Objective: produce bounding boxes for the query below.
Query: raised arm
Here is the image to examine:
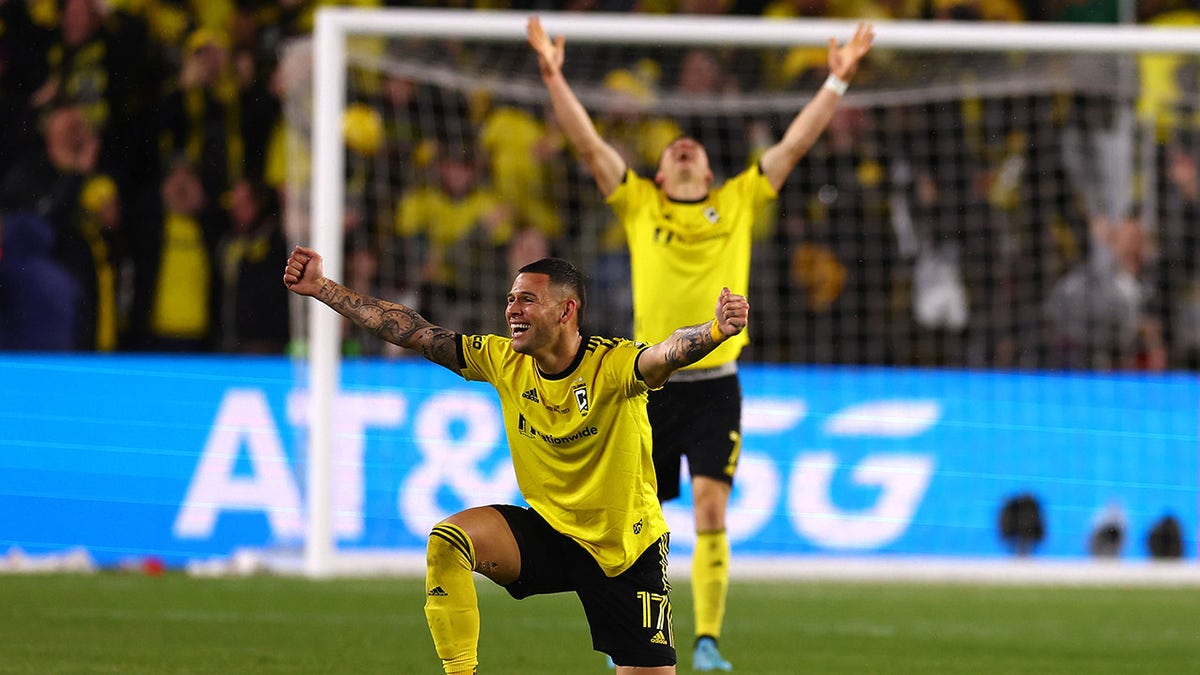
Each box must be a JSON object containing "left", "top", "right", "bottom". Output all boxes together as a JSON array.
[
  {"left": 528, "top": 15, "right": 627, "bottom": 198},
  {"left": 759, "top": 22, "right": 875, "bottom": 192},
  {"left": 283, "top": 245, "right": 460, "bottom": 371},
  {"left": 637, "top": 288, "right": 749, "bottom": 389}
]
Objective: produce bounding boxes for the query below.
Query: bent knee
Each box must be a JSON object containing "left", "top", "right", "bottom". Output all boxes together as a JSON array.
[{"left": 427, "top": 522, "right": 476, "bottom": 571}]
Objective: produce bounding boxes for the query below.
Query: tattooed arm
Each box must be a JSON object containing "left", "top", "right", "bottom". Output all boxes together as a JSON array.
[
  {"left": 283, "top": 245, "right": 461, "bottom": 371},
  {"left": 637, "top": 287, "right": 749, "bottom": 389}
]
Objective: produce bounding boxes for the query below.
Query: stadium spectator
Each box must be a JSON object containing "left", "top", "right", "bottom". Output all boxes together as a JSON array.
[
  {"left": 283, "top": 246, "right": 750, "bottom": 674},
  {"left": 232, "top": 42, "right": 283, "bottom": 190},
  {"left": 1156, "top": 138, "right": 1200, "bottom": 368},
  {"left": 341, "top": 101, "right": 386, "bottom": 255},
  {"left": 884, "top": 133, "right": 975, "bottom": 367},
  {"left": 506, "top": 224, "right": 554, "bottom": 278},
  {"left": 0, "top": 104, "right": 113, "bottom": 350},
  {"left": 393, "top": 140, "right": 515, "bottom": 336},
  {"left": 528, "top": 16, "right": 873, "bottom": 672},
  {"left": 216, "top": 179, "right": 290, "bottom": 353},
  {"left": 156, "top": 28, "right": 248, "bottom": 202},
  {"left": 596, "top": 61, "right": 683, "bottom": 174},
  {"left": 75, "top": 173, "right": 131, "bottom": 351},
  {"left": 476, "top": 95, "right": 564, "bottom": 240},
  {"left": 1043, "top": 209, "right": 1166, "bottom": 370},
  {"left": 0, "top": 104, "right": 99, "bottom": 226},
  {"left": 0, "top": 212, "right": 81, "bottom": 350},
  {"left": 339, "top": 243, "right": 408, "bottom": 358},
  {"left": 1134, "top": 4, "right": 1200, "bottom": 141},
  {"left": 760, "top": 0, "right": 837, "bottom": 91},
  {"left": 781, "top": 106, "right": 899, "bottom": 364},
  {"left": 0, "top": 4, "right": 1195, "bottom": 369},
  {"left": 128, "top": 157, "right": 224, "bottom": 351},
  {"left": 676, "top": 47, "right": 738, "bottom": 98},
  {"left": 376, "top": 71, "right": 426, "bottom": 195},
  {"left": 31, "top": 0, "right": 159, "bottom": 194}
]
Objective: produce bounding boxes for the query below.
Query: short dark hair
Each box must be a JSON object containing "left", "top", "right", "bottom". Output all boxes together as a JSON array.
[{"left": 518, "top": 257, "right": 587, "bottom": 324}]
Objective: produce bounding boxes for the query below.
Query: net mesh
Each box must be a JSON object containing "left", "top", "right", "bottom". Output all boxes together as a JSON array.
[{"left": 282, "top": 30, "right": 1200, "bottom": 371}]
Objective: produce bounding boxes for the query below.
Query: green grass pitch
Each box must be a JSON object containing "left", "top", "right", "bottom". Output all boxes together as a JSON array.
[{"left": 2, "top": 572, "right": 1197, "bottom": 674}]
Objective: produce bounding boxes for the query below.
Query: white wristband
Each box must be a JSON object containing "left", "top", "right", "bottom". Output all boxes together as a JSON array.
[{"left": 822, "top": 74, "right": 849, "bottom": 96}]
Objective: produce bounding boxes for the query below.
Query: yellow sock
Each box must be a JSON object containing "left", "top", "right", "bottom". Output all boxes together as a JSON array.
[
  {"left": 692, "top": 529, "right": 729, "bottom": 640},
  {"left": 424, "top": 523, "right": 480, "bottom": 675}
]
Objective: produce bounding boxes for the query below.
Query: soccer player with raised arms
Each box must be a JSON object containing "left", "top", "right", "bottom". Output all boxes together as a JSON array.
[
  {"left": 528, "top": 15, "right": 874, "bottom": 671},
  {"left": 283, "top": 245, "right": 749, "bottom": 674}
]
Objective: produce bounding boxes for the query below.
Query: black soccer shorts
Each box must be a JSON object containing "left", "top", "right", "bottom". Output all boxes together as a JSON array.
[
  {"left": 491, "top": 504, "right": 676, "bottom": 667},
  {"left": 648, "top": 373, "right": 742, "bottom": 502}
]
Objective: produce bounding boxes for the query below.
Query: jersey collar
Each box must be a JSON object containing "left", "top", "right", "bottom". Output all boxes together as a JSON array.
[{"left": 538, "top": 333, "right": 589, "bottom": 381}]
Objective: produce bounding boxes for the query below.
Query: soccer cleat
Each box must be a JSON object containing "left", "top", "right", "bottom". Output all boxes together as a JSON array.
[{"left": 693, "top": 636, "right": 732, "bottom": 672}]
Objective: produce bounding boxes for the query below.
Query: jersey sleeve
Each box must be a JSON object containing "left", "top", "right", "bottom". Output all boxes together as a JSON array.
[
  {"left": 730, "top": 163, "right": 778, "bottom": 214},
  {"left": 607, "top": 338, "right": 655, "bottom": 398},
  {"left": 457, "top": 333, "right": 502, "bottom": 384},
  {"left": 606, "top": 169, "right": 655, "bottom": 234}
]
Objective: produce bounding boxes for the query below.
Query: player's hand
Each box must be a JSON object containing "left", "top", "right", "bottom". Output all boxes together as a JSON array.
[
  {"left": 527, "top": 16, "right": 565, "bottom": 79},
  {"left": 283, "top": 245, "right": 325, "bottom": 297},
  {"left": 714, "top": 287, "right": 749, "bottom": 339},
  {"left": 828, "top": 22, "right": 874, "bottom": 81}
]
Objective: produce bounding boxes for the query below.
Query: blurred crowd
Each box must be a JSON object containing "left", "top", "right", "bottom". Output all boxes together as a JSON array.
[
  {"left": 0, "top": 0, "right": 308, "bottom": 353},
  {"left": 1, "top": 0, "right": 1199, "bottom": 371}
]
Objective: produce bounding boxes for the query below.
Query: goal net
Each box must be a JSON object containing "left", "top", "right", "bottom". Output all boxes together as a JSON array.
[{"left": 283, "top": 9, "right": 1200, "bottom": 576}]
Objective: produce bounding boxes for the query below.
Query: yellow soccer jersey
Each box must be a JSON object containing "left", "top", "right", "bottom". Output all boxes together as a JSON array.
[
  {"left": 458, "top": 333, "right": 669, "bottom": 577},
  {"left": 608, "top": 165, "right": 776, "bottom": 369}
]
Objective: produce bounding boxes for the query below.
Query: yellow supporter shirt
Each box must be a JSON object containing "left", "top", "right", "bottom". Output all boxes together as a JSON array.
[
  {"left": 1137, "top": 10, "right": 1200, "bottom": 138},
  {"left": 608, "top": 165, "right": 776, "bottom": 370},
  {"left": 479, "top": 106, "right": 562, "bottom": 238},
  {"left": 151, "top": 212, "right": 211, "bottom": 338},
  {"left": 395, "top": 185, "right": 513, "bottom": 247},
  {"left": 458, "top": 333, "right": 668, "bottom": 577},
  {"left": 395, "top": 185, "right": 514, "bottom": 286}
]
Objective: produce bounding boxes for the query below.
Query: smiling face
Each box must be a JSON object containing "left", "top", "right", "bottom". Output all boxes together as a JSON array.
[{"left": 506, "top": 272, "right": 574, "bottom": 356}]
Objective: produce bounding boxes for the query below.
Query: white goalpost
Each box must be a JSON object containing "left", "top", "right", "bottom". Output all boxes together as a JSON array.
[{"left": 300, "top": 8, "right": 1200, "bottom": 578}]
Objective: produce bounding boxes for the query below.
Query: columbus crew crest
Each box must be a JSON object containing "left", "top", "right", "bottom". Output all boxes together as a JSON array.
[{"left": 572, "top": 380, "right": 589, "bottom": 417}]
